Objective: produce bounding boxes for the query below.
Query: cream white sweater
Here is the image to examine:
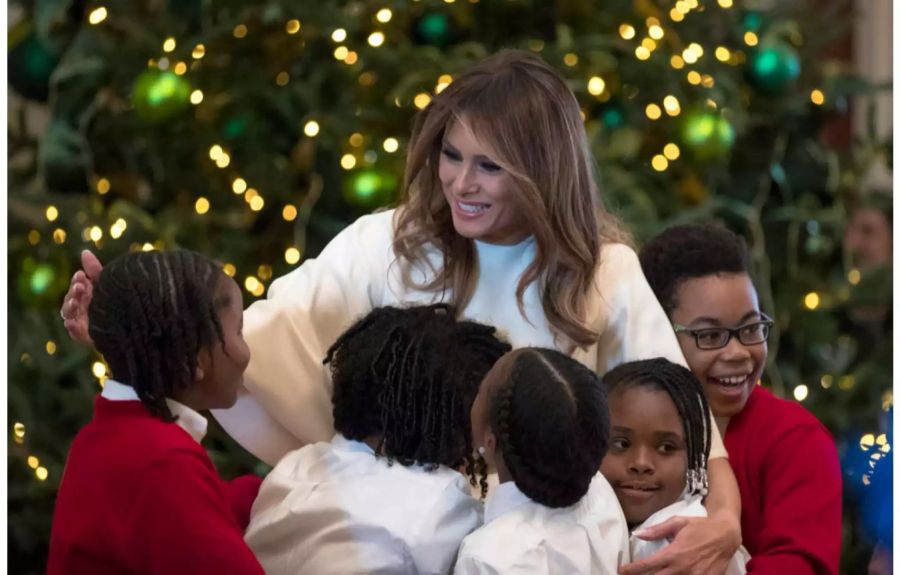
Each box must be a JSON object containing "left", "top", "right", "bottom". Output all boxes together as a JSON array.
[{"left": 212, "top": 209, "right": 726, "bottom": 465}]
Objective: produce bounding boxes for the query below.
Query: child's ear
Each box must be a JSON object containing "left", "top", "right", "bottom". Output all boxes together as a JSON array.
[
  {"left": 195, "top": 349, "right": 212, "bottom": 381},
  {"left": 481, "top": 427, "right": 499, "bottom": 465}
]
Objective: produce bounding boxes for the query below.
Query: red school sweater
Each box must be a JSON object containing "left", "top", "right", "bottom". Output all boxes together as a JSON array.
[
  {"left": 724, "top": 385, "right": 842, "bottom": 575},
  {"left": 48, "top": 397, "right": 264, "bottom": 575}
]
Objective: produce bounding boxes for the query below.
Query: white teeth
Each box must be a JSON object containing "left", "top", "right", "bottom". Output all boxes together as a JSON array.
[
  {"left": 715, "top": 375, "right": 747, "bottom": 386},
  {"left": 458, "top": 201, "right": 489, "bottom": 214}
]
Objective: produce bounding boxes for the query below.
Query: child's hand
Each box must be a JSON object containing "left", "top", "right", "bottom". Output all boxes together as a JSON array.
[
  {"left": 619, "top": 515, "right": 740, "bottom": 575},
  {"left": 61, "top": 250, "right": 103, "bottom": 346}
]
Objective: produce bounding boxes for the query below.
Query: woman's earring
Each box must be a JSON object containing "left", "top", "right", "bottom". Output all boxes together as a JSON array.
[{"left": 477, "top": 446, "right": 486, "bottom": 456}]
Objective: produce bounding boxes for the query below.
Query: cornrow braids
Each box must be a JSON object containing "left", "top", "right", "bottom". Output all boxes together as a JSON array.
[
  {"left": 324, "top": 304, "right": 510, "bottom": 496},
  {"left": 639, "top": 223, "right": 750, "bottom": 315},
  {"left": 489, "top": 348, "right": 610, "bottom": 508},
  {"left": 603, "top": 358, "right": 712, "bottom": 496},
  {"left": 88, "top": 250, "right": 228, "bottom": 422}
]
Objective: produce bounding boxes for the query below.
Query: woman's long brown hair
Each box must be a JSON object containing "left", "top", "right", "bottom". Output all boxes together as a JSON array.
[{"left": 393, "top": 50, "right": 630, "bottom": 348}]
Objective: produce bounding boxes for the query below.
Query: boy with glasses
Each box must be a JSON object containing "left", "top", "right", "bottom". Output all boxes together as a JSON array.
[{"left": 639, "top": 223, "right": 842, "bottom": 575}]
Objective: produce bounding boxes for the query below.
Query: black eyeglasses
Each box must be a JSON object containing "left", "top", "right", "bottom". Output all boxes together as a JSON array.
[{"left": 673, "top": 314, "right": 775, "bottom": 350}]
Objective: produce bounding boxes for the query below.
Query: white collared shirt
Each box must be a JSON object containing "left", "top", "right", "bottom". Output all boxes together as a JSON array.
[
  {"left": 101, "top": 379, "right": 208, "bottom": 444},
  {"left": 454, "top": 473, "right": 630, "bottom": 574},
  {"left": 245, "top": 434, "right": 482, "bottom": 575},
  {"left": 630, "top": 493, "right": 749, "bottom": 574}
]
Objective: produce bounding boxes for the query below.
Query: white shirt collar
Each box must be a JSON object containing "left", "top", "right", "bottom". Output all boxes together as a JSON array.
[
  {"left": 484, "top": 480, "right": 533, "bottom": 524},
  {"left": 101, "top": 379, "right": 208, "bottom": 444},
  {"left": 330, "top": 434, "right": 376, "bottom": 455}
]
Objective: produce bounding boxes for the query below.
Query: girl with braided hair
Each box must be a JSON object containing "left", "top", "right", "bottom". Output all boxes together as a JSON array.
[
  {"left": 245, "top": 304, "right": 510, "bottom": 575},
  {"left": 48, "top": 250, "right": 263, "bottom": 575},
  {"left": 455, "top": 347, "right": 629, "bottom": 574},
  {"left": 600, "top": 358, "right": 749, "bottom": 573}
]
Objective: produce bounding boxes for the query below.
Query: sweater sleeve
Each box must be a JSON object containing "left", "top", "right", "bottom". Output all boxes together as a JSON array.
[
  {"left": 128, "top": 450, "right": 265, "bottom": 575},
  {"left": 593, "top": 244, "right": 689, "bottom": 373},
  {"left": 593, "top": 244, "right": 727, "bottom": 459},
  {"left": 747, "top": 423, "right": 842, "bottom": 575},
  {"left": 212, "top": 211, "right": 394, "bottom": 464}
]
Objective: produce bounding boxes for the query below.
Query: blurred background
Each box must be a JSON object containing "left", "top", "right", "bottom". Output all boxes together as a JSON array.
[{"left": 7, "top": 0, "right": 892, "bottom": 572}]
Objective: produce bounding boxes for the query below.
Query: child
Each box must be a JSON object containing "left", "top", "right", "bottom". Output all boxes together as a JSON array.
[
  {"left": 455, "top": 347, "right": 629, "bottom": 574},
  {"left": 639, "top": 223, "right": 842, "bottom": 574},
  {"left": 48, "top": 250, "right": 264, "bottom": 574},
  {"left": 600, "top": 358, "right": 749, "bottom": 573},
  {"left": 244, "top": 304, "right": 511, "bottom": 575}
]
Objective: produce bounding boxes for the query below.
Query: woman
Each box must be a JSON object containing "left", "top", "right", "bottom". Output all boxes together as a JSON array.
[{"left": 62, "top": 50, "right": 740, "bottom": 574}]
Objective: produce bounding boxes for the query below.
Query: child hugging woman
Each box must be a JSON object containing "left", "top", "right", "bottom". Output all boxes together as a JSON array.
[
  {"left": 245, "top": 304, "right": 510, "bottom": 575},
  {"left": 600, "top": 358, "right": 749, "bottom": 574}
]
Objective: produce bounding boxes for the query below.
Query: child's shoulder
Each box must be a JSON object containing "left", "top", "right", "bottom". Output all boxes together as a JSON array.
[
  {"left": 77, "top": 401, "right": 208, "bottom": 461},
  {"left": 270, "top": 438, "right": 471, "bottom": 494},
  {"left": 458, "top": 512, "right": 541, "bottom": 567},
  {"left": 747, "top": 385, "right": 828, "bottom": 431},
  {"left": 732, "top": 385, "right": 833, "bottom": 452}
]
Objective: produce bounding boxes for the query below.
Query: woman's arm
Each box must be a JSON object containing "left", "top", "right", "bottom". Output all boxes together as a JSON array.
[
  {"left": 213, "top": 211, "right": 396, "bottom": 464},
  {"left": 594, "top": 244, "right": 742, "bottom": 574}
]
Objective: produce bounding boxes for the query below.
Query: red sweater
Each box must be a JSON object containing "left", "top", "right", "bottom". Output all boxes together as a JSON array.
[
  {"left": 724, "top": 385, "right": 842, "bottom": 574},
  {"left": 48, "top": 397, "right": 264, "bottom": 575}
]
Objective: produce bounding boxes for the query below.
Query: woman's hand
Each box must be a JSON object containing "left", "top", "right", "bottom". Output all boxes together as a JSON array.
[
  {"left": 61, "top": 250, "right": 104, "bottom": 345},
  {"left": 619, "top": 514, "right": 740, "bottom": 575}
]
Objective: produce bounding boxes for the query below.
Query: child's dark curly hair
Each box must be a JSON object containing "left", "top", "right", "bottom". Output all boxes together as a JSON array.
[
  {"left": 603, "top": 358, "right": 712, "bottom": 496},
  {"left": 323, "top": 304, "right": 510, "bottom": 495},
  {"left": 639, "top": 223, "right": 750, "bottom": 314},
  {"left": 489, "top": 348, "right": 609, "bottom": 508},
  {"left": 88, "top": 250, "right": 230, "bottom": 422}
]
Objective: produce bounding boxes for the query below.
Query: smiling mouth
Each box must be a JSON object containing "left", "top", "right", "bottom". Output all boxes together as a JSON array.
[
  {"left": 456, "top": 200, "right": 491, "bottom": 214},
  {"left": 708, "top": 374, "right": 751, "bottom": 388}
]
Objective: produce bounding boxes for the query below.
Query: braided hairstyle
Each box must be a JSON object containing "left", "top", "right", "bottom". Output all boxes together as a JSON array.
[
  {"left": 639, "top": 223, "right": 750, "bottom": 315},
  {"left": 489, "top": 348, "right": 609, "bottom": 508},
  {"left": 323, "top": 304, "right": 510, "bottom": 494},
  {"left": 88, "top": 250, "right": 229, "bottom": 422},
  {"left": 603, "top": 358, "right": 711, "bottom": 496}
]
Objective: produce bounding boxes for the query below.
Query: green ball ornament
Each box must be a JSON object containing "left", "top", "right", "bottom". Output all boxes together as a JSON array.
[
  {"left": 412, "top": 12, "right": 454, "bottom": 47},
  {"left": 223, "top": 116, "right": 249, "bottom": 140},
  {"left": 747, "top": 43, "right": 801, "bottom": 95},
  {"left": 343, "top": 169, "right": 398, "bottom": 209},
  {"left": 741, "top": 10, "right": 764, "bottom": 32},
  {"left": 131, "top": 69, "right": 192, "bottom": 123},
  {"left": 600, "top": 103, "right": 627, "bottom": 131},
  {"left": 18, "top": 257, "right": 70, "bottom": 308},
  {"left": 680, "top": 110, "right": 735, "bottom": 161},
  {"left": 8, "top": 20, "right": 60, "bottom": 102}
]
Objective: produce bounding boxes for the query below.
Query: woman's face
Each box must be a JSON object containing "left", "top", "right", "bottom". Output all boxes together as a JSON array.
[{"left": 438, "top": 119, "right": 530, "bottom": 245}]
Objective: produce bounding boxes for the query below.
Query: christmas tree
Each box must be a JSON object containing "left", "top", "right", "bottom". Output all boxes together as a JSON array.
[{"left": 8, "top": 0, "right": 891, "bottom": 572}]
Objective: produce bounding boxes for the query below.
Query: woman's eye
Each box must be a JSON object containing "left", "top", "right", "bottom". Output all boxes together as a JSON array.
[
  {"left": 658, "top": 442, "right": 680, "bottom": 454},
  {"left": 441, "top": 148, "right": 461, "bottom": 161},
  {"left": 480, "top": 161, "right": 502, "bottom": 173}
]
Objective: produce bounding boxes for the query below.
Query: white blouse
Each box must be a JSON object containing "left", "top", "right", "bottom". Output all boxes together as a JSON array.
[
  {"left": 454, "top": 474, "right": 630, "bottom": 574},
  {"left": 630, "top": 493, "right": 750, "bottom": 574},
  {"left": 245, "top": 435, "right": 481, "bottom": 575},
  {"left": 212, "top": 209, "right": 726, "bottom": 464}
]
